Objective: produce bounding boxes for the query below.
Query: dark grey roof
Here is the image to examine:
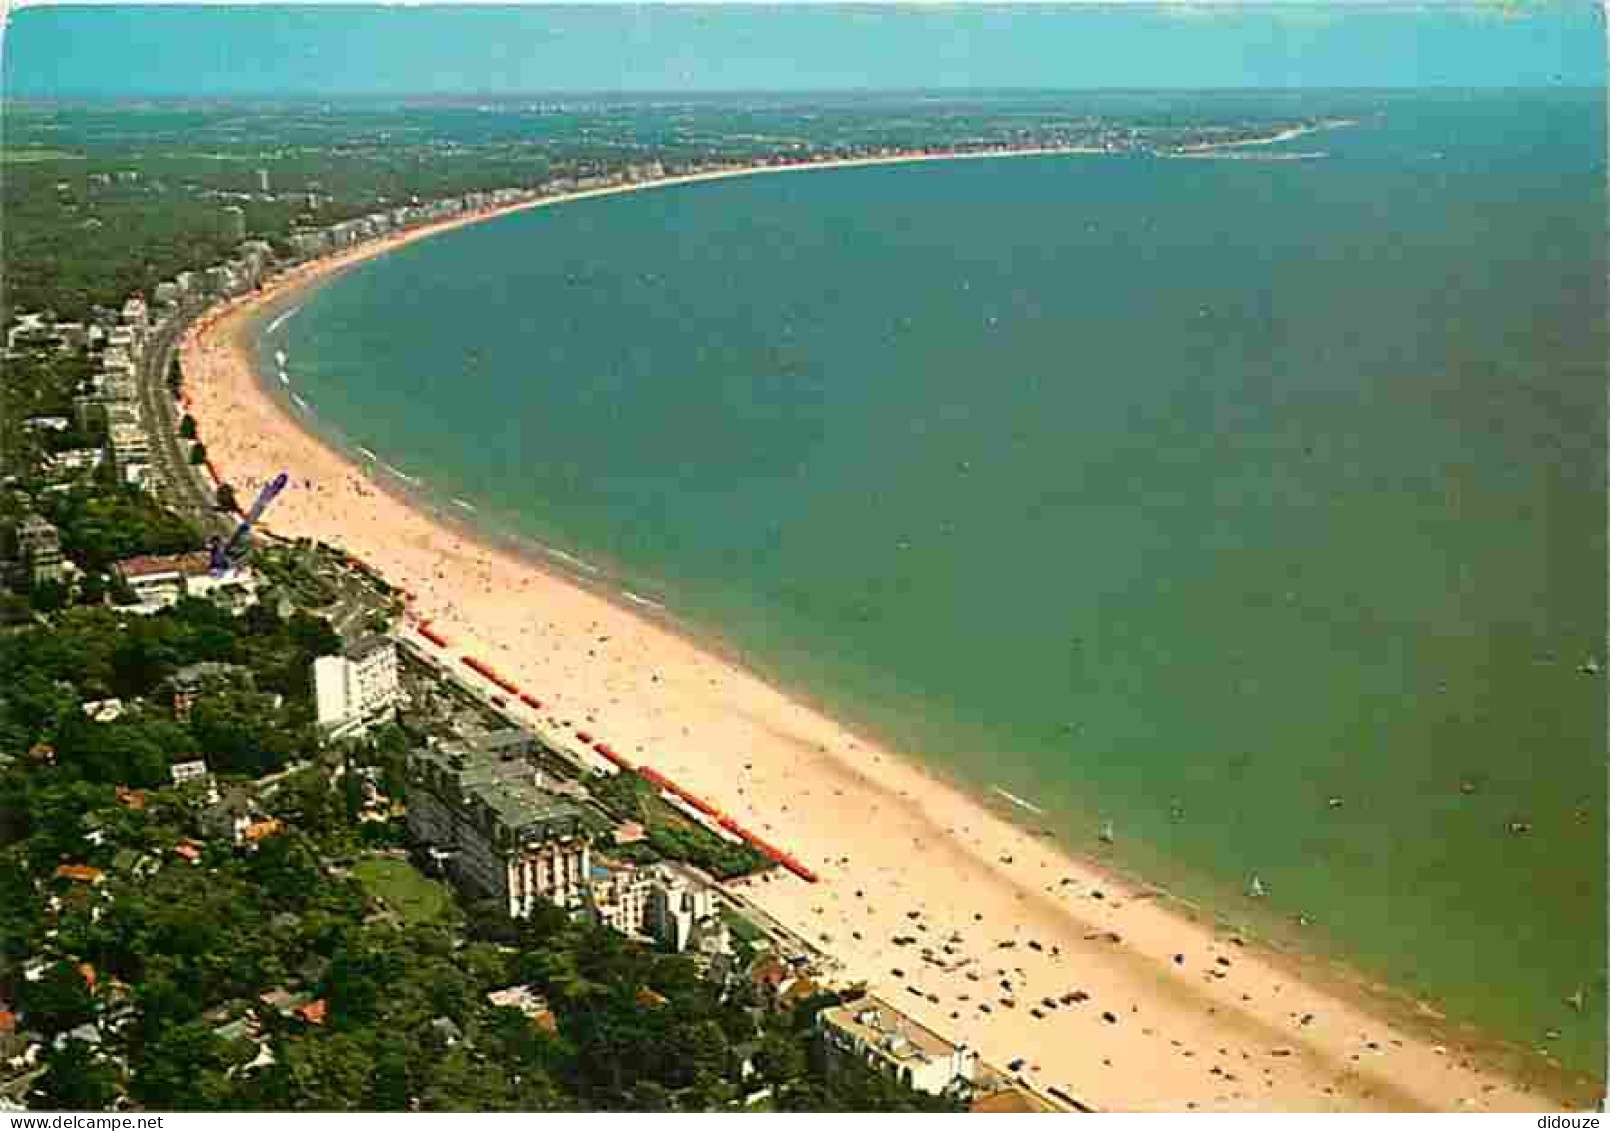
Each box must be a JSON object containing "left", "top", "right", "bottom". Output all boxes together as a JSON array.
[
  {"left": 474, "top": 728, "right": 534, "bottom": 755},
  {"left": 411, "top": 742, "right": 585, "bottom": 844},
  {"left": 346, "top": 636, "right": 395, "bottom": 662}
]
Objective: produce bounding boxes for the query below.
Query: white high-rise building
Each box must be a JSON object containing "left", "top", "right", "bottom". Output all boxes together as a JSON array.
[
  {"left": 313, "top": 637, "right": 400, "bottom": 738},
  {"left": 648, "top": 869, "right": 718, "bottom": 952},
  {"left": 108, "top": 422, "right": 151, "bottom": 485},
  {"left": 589, "top": 864, "right": 656, "bottom": 937}
]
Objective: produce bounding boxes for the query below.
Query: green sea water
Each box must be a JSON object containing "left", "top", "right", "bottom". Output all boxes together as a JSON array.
[{"left": 267, "top": 90, "right": 1606, "bottom": 1075}]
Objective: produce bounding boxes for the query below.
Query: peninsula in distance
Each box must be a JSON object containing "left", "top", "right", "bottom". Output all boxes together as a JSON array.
[{"left": 0, "top": 1, "right": 1603, "bottom": 1115}]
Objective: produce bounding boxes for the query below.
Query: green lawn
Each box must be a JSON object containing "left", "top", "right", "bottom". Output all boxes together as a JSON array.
[{"left": 352, "top": 857, "right": 453, "bottom": 924}]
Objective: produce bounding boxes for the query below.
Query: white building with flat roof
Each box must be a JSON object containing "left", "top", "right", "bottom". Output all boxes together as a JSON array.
[
  {"left": 585, "top": 862, "right": 726, "bottom": 953},
  {"left": 170, "top": 759, "right": 211, "bottom": 789},
  {"left": 819, "top": 994, "right": 977, "bottom": 1097},
  {"left": 589, "top": 863, "right": 656, "bottom": 938},
  {"left": 314, "top": 636, "right": 400, "bottom": 739},
  {"left": 108, "top": 422, "right": 151, "bottom": 485},
  {"left": 648, "top": 869, "right": 718, "bottom": 953}
]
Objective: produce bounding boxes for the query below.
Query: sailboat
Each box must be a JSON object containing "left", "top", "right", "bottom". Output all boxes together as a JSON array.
[
  {"left": 1098, "top": 820, "right": 1115, "bottom": 845},
  {"left": 1247, "top": 874, "right": 1267, "bottom": 899}
]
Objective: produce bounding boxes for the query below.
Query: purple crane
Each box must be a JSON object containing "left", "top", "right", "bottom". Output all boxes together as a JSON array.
[{"left": 209, "top": 471, "right": 289, "bottom": 575}]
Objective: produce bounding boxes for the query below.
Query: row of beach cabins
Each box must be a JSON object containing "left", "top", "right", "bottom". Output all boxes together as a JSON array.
[{"left": 419, "top": 619, "right": 820, "bottom": 885}]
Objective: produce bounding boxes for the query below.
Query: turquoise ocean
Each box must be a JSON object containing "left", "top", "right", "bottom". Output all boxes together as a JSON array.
[{"left": 261, "top": 90, "right": 1606, "bottom": 1075}]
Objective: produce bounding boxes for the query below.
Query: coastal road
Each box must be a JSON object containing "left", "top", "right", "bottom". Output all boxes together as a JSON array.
[
  {"left": 711, "top": 871, "right": 842, "bottom": 974},
  {"left": 138, "top": 304, "right": 230, "bottom": 539}
]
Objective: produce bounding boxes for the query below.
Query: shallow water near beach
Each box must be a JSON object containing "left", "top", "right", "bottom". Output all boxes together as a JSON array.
[{"left": 266, "top": 89, "right": 1606, "bottom": 1074}]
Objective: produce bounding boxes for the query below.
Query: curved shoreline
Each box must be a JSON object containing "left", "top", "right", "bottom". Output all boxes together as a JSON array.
[{"left": 179, "top": 152, "right": 1590, "bottom": 1111}]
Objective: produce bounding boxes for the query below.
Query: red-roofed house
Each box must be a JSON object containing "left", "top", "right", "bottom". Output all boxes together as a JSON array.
[
  {"left": 54, "top": 864, "right": 105, "bottom": 886},
  {"left": 293, "top": 999, "right": 327, "bottom": 1026},
  {"left": 242, "top": 818, "right": 282, "bottom": 844},
  {"left": 114, "top": 552, "right": 211, "bottom": 611},
  {"left": 114, "top": 552, "right": 258, "bottom": 614}
]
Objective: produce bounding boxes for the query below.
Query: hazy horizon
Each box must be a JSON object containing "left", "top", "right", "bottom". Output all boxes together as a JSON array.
[{"left": 4, "top": 4, "right": 1602, "bottom": 99}]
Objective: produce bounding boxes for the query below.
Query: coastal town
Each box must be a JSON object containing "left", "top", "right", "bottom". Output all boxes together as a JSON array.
[
  {"left": 1, "top": 84, "right": 1600, "bottom": 1117},
  {"left": 0, "top": 157, "right": 1092, "bottom": 1111}
]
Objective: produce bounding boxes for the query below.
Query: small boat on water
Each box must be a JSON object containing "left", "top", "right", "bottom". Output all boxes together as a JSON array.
[
  {"left": 1098, "top": 820, "right": 1115, "bottom": 845},
  {"left": 1247, "top": 874, "right": 1267, "bottom": 899}
]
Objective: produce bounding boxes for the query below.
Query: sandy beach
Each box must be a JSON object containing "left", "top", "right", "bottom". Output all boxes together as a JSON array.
[{"left": 179, "top": 155, "right": 1583, "bottom": 1112}]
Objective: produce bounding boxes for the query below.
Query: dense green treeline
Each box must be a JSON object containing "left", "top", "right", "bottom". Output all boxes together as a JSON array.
[
  {"left": 0, "top": 724, "right": 956, "bottom": 1112},
  {"left": 0, "top": 597, "right": 337, "bottom": 785},
  {"left": 36, "top": 485, "right": 203, "bottom": 573},
  {"left": 0, "top": 586, "right": 958, "bottom": 1112},
  {"left": 0, "top": 97, "right": 1046, "bottom": 1112},
  {"left": 2, "top": 96, "right": 1148, "bottom": 324}
]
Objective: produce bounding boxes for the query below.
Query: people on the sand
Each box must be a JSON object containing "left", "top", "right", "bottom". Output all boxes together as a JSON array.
[{"left": 185, "top": 319, "right": 1527, "bottom": 1115}]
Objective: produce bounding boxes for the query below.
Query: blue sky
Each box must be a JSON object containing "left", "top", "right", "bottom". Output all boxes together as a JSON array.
[{"left": 3, "top": 3, "right": 1603, "bottom": 97}]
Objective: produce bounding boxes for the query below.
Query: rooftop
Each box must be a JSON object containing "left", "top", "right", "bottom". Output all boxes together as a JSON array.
[
  {"left": 346, "top": 635, "right": 395, "bottom": 662},
  {"left": 413, "top": 742, "right": 585, "bottom": 843},
  {"left": 821, "top": 993, "right": 963, "bottom": 1066},
  {"left": 487, "top": 984, "right": 548, "bottom": 1015},
  {"left": 259, "top": 989, "right": 310, "bottom": 1014},
  {"left": 117, "top": 551, "right": 209, "bottom": 580},
  {"left": 293, "top": 998, "right": 327, "bottom": 1026},
  {"left": 473, "top": 728, "right": 534, "bottom": 755},
  {"left": 53, "top": 864, "right": 105, "bottom": 885},
  {"left": 243, "top": 818, "right": 283, "bottom": 843},
  {"left": 486, "top": 985, "right": 558, "bottom": 1033}
]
